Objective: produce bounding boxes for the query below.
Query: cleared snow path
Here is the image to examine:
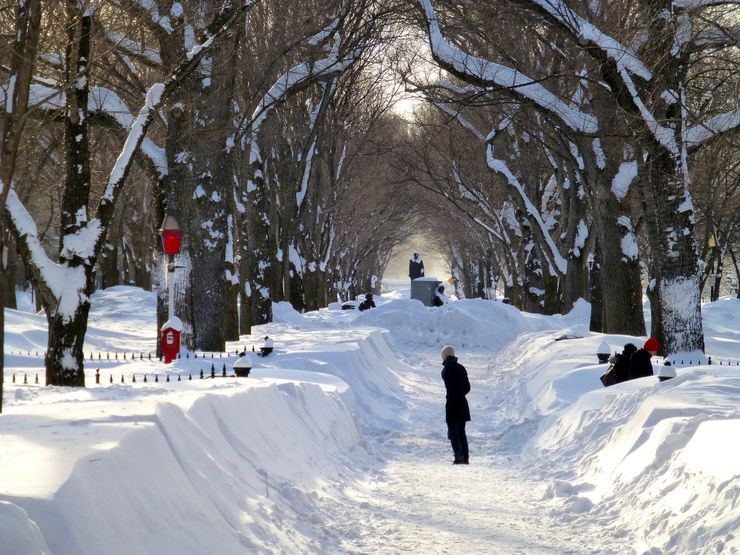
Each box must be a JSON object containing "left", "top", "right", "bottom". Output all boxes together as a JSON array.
[{"left": 321, "top": 349, "right": 610, "bottom": 554}]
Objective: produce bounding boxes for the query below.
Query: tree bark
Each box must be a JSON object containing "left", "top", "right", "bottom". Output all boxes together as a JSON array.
[{"left": 0, "top": 0, "right": 42, "bottom": 410}]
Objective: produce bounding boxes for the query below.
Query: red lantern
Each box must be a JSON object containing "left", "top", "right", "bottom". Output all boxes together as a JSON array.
[{"left": 159, "top": 214, "right": 182, "bottom": 256}]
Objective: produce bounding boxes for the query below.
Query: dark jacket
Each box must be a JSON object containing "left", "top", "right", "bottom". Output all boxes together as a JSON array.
[
  {"left": 358, "top": 299, "right": 376, "bottom": 311},
  {"left": 409, "top": 257, "right": 425, "bottom": 279},
  {"left": 613, "top": 343, "right": 637, "bottom": 383},
  {"left": 629, "top": 348, "right": 654, "bottom": 380},
  {"left": 441, "top": 355, "right": 471, "bottom": 423}
]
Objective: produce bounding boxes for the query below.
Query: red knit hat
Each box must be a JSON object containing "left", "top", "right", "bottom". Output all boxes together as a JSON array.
[{"left": 644, "top": 337, "right": 660, "bottom": 352}]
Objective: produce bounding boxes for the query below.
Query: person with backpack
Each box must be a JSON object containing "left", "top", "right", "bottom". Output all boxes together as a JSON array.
[
  {"left": 611, "top": 343, "right": 637, "bottom": 384},
  {"left": 441, "top": 345, "right": 470, "bottom": 465},
  {"left": 629, "top": 337, "right": 659, "bottom": 380},
  {"left": 357, "top": 293, "right": 376, "bottom": 311}
]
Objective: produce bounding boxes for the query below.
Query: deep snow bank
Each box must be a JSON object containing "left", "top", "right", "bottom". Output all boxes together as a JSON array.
[
  {"left": 356, "top": 297, "right": 590, "bottom": 351},
  {"left": 1, "top": 380, "right": 364, "bottom": 555},
  {"left": 485, "top": 303, "right": 740, "bottom": 554},
  {"left": 2, "top": 292, "right": 417, "bottom": 555}
]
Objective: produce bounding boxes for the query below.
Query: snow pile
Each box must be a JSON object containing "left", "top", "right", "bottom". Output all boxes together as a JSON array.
[
  {"left": 2, "top": 285, "right": 739, "bottom": 554},
  {"left": 479, "top": 306, "right": 740, "bottom": 553},
  {"left": 358, "top": 297, "right": 588, "bottom": 351}
]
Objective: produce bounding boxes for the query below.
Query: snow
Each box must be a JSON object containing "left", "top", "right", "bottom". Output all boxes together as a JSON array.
[
  {"left": 419, "top": 0, "right": 598, "bottom": 134},
  {"left": 2, "top": 283, "right": 739, "bottom": 554},
  {"left": 527, "top": 0, "right": 652, "bottom": 80},
  {"left": 611, "top": 159, "right": 637, "bottom": 200},
  {"left": 486, "top": 143, "right": 569, "bottom": 275}
]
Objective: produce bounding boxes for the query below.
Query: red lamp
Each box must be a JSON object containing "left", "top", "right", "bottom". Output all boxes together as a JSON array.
[{"left": 159, "top": 214, "right": 182, "bottom": 256}]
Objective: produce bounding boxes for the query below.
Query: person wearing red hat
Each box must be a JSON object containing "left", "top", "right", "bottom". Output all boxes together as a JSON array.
[{"left": 629, "top": 337, "right": 660, "bottom": 380}]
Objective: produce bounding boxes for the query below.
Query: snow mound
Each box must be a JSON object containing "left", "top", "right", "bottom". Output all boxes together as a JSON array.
[
  {"left": 0, "top": 501, "right": 51, "bottom": 555},
  {"left": 359, "top": 298, "right": 572, "bottom": 351}
]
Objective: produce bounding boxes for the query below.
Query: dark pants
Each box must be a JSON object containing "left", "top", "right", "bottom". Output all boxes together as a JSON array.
[{"left": 447, "top": 420, "right": 469, "bottom": 462}]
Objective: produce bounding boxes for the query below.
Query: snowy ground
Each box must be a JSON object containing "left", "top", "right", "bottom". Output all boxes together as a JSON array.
[{"left": 1, "top": 281, "right": 739, "bottom": 554}]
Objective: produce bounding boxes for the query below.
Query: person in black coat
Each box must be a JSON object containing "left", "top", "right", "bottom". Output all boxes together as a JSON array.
[
  {"left": 611, "top": 343, "right": 637, "bottom": 383},
  {"left": 629, "top": 337, "right": 659, "bottom": 380},
  {"left": 357, "top": 293, "right": 376, "bottom": 311},
  {"left": 441, "top": 345, "right": 470, "bottom": 464},
  {"left": 409, "top": 252, "right": 425, "bottom": 280}
]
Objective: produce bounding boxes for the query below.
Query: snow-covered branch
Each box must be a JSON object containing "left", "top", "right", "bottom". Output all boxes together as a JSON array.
[
  {"left": 516, "top": 0, "right": 652, "bottom": 80},
  {"left": 6, "top": 188, "right": 88, "bottom": 321},
  {"left": 686, "top": 108, "right": 740, "bottom": 150},
  {"left": 486, "top": 137, "right": 569, "bottom": 276},
  {"left": 431, "top": 99, "right": 568, "bottom": 276},
  {"left": 21, "top": 83, "right": 168, "bottom": 177},
  {"left": 246, "top": 24, "right": 362, "bottom": 191},
  {"left": 673, "top": 0, "right": 740, "bottom": 9},
  {"left": 418, "top": 0, "right": 598, "bottom": 134},
  {"left": 101, "top": 28, "right": 162, "bottom": 67}
]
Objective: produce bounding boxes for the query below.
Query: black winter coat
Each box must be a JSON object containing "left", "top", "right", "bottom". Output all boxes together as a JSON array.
[
  {"left": 409, "top": 258, "right": 425, "bottom": 279},
  {"left": 358, "top": 299, "right": 376, "bottom": 311},
  {"left": 612, "top": 353, "right": 632, "bottom": 384},
  {"left": 629, "top": 348, "right": 654, "bottom": 380},
  {"left": 441, "top": 355, "right": 471, "bottom": 423}
]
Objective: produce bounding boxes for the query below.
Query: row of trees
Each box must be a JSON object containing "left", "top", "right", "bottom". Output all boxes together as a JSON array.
[
  {"left": 399, "top": 0, "right": 738, "bottom": 353},
  {"left": 0, "top": 0, "right": 418, "bottom": 401},
  {"left": 0, "top": 0, "right": 737, "bottom": 408}
]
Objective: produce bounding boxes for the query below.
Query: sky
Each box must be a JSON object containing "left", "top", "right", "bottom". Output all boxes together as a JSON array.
[{"left": 1, "top": 282, "right": 739, "bottom": 554}]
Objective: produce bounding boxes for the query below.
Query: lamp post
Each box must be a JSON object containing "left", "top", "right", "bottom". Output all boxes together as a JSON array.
[
  {"left": 160, "top": 214, "right": 182, "bottom": 318},
  {"left": 159, "top": 214, "right": 183, "bottom": 363}
]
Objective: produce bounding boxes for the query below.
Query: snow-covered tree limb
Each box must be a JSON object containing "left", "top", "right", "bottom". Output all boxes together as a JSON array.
[
  {"left": 433, "top": 100, "right": 568, "bottom": 276},
  {"left": 686, "top": 108, "right": 740, "bottom": 151},
  {"left": 513, "top": 0, "right": 653, "bottom": 80},
  {"left": 417, "top": 0, "right": 598, "bottom": 134}
]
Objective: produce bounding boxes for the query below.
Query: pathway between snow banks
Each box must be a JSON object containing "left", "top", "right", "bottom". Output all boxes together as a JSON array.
[{"left": 3, "top": 294, "right": 739, "bottom": 553}]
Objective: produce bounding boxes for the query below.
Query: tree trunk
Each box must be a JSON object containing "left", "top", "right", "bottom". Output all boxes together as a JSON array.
[
  {"left": 543, "top": 274, "right": 560, "bottom": 315},
  {"left": 41, "top": 3, "right": 93, "bottom": 387},
  {"left": 0, "top": 0, "right": 43, "bottom": 411},
  {"left": 45, "top": 298, "right": 91, "bottom": 386},
  {"left": 588, "top": 242, "right": 604, "bottom": 333},
  {"left": 643, "top": 148, "right": 705, "bottom": 354},
  {"left": 593, "top": 192, "right": 645, "bottom": 335},
  {"left": 2, "top": 234, "right": 19, "bottom": 309},
  {"left": 100, "top": 242, "right": 119, "bottom": 288}
]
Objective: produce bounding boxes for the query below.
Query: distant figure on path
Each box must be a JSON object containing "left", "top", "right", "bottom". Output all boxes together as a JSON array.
[
  {"left": 358, "top": 293, "right": 376, "bottom": 311},
  {"left": 610, "top": 343, "right": 637, "bottom": 384},
  {"left": 260, "top": 336, "right": 274, "bottom": 357},
  {"left": 433, "top": 284, "right": 448, "bottom": 307},
  {"left": 409, "top": 252, "right": 425, "bottom": 280},
  {"left": 629, "top": 337, "right": 659, "bottom": 380},
  {"left": 441, "top": 345, "right": 470, "bottom": 465}
]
